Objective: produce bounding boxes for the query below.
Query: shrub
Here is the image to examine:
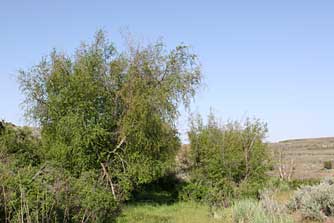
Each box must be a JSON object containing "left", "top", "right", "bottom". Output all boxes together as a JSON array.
[
  {"left": 288, "top": 178, "right": 334, "bottom": 221},
  {"left": 0, "top": 122, "right": 41, "bottom": 167},
  {"left": 178, "top": 181, "right": 209, "bottom": 202},
  {"left": 324, "top": 161, "right": 332, "bottom": 170},
  {"left": 287, "top": 178, "right": 320, "bottom": 189},
  {"left": 0, "top": 163, "right": 120, "bottom": 223},
  {"left": 237, "top": 178, "right": 267, "bottom": 199},
  {"left": 187, "top": 113, "right": 270, "bottom": 206}
]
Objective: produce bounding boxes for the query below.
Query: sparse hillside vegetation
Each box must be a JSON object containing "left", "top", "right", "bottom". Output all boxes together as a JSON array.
[{"left": 270, "top": 137, "right": 334, "bottom": 179}]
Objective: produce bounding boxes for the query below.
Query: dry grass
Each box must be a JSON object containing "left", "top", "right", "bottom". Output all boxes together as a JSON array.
[{"left": 273, "top": 190, "right": 294, "bottom": 204}]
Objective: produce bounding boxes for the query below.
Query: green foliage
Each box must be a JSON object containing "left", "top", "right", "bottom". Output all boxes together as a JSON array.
[
  {"left": 0, "top": 123, "right": 120, "bottom": 222},
  {"left": 324, "top": 160, "right": 332, "bottom": 169},
  {"left": 287, "top": 178, "right": 320, "bottom": 189},
  {"left": 288, "top": 178, "right": 334, "bottom": 222},
  {"left": 179, "top": 182, "right": 209, "bottom": 202},
  {"left": 186, "top": 113, "right": 270, "bottom": 206},
  {"left": 18, "top": 31, "right": 201, "bottom": 185},
  {"left": 265, "top": 177, "right": 292, "bottom": 192},
  {"left": 0, "top": 163, "right": 119, "bottom": 223},
  {"left": 237, "top": 178, "right": 267, "bottom": 198},
  {"left": 265, "top": 177, "right": 320, "bottom": 192},
  {"left": 0, "top": 121, "right": 41, "bottom": 167}
]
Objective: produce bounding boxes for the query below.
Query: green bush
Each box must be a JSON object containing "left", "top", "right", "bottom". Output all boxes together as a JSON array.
[
  {"left": 324, "top": 161, "right": 333, "bottom": 170},
  {"left": 0, "top": 121, "right": 121, "bottom": 222},
  {"left": 0, "top": 163, "right": 120, "bottom": 223},
  {"left": 186, "top": 114, "right": 270, "bottom": 207},
  {"left": 288, "top": 178, "right": 320, "bottom": 189},
  {"left": 178, "top": 181, "right": 209, "bottom": 202},
  {"left": 0, "top": 122, "right": 41, "bottom": 167},
  {"left": 237, "top": 178, "right": 267, "bottom": 199}
]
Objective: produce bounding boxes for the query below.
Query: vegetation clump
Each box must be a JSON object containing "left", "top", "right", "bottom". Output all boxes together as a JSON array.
[
  {"left": 324, "top": 160, "right": 332, "bottom": 170},
  {"left": 181, "top": 113, "right": 270, "bottom": 209},
  {"left": 288, "top": 178, "right": 334, "bottom": 222},
  {"left": 0, "top": 121, "right": 41, "bottom": 167},
  {"left": 0, "top": 122, "right": 120, "bottom": 222}
]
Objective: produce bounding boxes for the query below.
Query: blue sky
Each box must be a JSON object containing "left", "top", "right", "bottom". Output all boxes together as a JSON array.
[{"left": 1, "top": 0, "right": 334, "bottom": 142}]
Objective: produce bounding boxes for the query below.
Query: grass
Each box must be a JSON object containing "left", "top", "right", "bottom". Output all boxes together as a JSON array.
[
  {"left": 116, "top": 199, "right": 325, "bottom": 223},
  {"left": 116, "top": 202, "right": 231, "bottom": 223},
  {"left": 116, "top": 200, "right": 294, "bottom": 223},
  {"left": 116, "top": 175, "right": 327, "bottom": 222},
  {"left": 233, "top": 199, "right": 294, "bottom": 223},
  {"left": 273, "top": 190, "right": 295, "bottom": 204}
]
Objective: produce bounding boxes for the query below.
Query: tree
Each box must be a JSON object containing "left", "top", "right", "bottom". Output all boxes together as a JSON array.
[
  {"left": 276, "top": 145, "right": 296, "bottom": 181},
  {"left": 0, "top": 121, "right": 41, "bottom": 167},
  {"left": 185, "top": 113, "right": 269, "bottom": 208},
  {"left": 18, "top": 30, "right": 202, "bottom": 203}
]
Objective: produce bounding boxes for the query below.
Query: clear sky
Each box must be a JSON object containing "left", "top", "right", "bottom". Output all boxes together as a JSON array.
[{"left": 1, "top": 0, "right": 334, "bottom": 142}]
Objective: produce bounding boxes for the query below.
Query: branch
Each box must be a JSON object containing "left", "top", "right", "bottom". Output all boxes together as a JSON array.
[
  {"left": 30, "top": 164, "right": 47, "bottom": 183},
  {"left": 100, "top": 163, "right": 117, "bottom": 201},
  {"left": 113, "top": 153, "right": 128, "bottom": 172},
  {"left": 110, "top": 136, "right": 126, "bottom": 154}
]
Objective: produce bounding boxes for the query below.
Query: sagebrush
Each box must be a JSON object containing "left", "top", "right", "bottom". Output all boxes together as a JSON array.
[{"left": 288, "top": 178, "right": 334, "bottom": 221}]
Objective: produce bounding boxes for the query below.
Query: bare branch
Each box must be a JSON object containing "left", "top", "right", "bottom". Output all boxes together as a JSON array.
[{"left": 100, "top": 163, "right": 117, "bottom": 201}]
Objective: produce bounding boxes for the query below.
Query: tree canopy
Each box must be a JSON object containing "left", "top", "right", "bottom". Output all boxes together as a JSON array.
[{"left": 14, "top": 30, "right": 202, "bottom": 221}]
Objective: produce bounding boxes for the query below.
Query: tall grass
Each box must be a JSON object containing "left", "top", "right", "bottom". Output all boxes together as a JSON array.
[{"left": 232, "top": 199, "right": 293, "bottom": 223}]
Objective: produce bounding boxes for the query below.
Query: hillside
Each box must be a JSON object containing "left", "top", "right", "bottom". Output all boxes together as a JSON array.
[{"left": 270, "top": 137, "right": 334, "bottom": 179}]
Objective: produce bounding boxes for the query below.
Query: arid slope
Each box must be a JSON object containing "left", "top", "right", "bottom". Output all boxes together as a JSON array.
[{"left": 270, "top": 137, "right": 334, "bottom": 179}]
